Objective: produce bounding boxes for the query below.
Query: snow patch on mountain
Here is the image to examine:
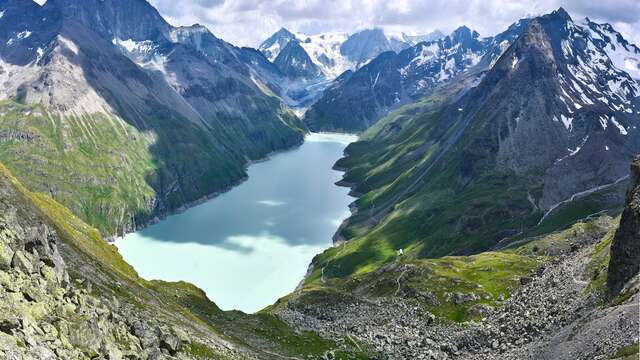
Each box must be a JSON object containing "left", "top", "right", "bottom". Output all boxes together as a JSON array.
[
  {"left": 610, "top": 116, "right": 628, "bottom": 135},
  {"left": 58, "top": 36, "right": 78, "bottom": 55},
  {"left": 260, "top": 28, "right": 442, "bottom": 81},
  {"left": 17, "top": 31, "right": 32, "bottom": 39},
  {"left": 296, "top": 32, "right": 353, "bottom": 79},
  {"left": 552, "top": 16, "right": 639, "bottom": 120},
  {"left": 582, "top": 18, "right": 640, "bottom": 80}
]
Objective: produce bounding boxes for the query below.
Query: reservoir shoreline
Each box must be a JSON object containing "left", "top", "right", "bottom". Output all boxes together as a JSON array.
[{"left": 115, "top": 132, "right": 357, "bottom": 313}]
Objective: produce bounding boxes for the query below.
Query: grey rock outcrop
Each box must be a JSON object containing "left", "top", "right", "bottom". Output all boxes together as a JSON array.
[{"left": 607, "top": 157, "right": 640, "bottom": 297}]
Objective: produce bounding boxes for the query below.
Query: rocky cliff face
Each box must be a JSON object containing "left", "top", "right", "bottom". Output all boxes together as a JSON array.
[{"left": 607, "top": 157, "right": 640, "bottom": 297}]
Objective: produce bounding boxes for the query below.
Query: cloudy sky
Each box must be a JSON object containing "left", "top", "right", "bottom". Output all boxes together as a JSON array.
[{"left": 146, "top": 0, "right": 640, "bottom": 48}]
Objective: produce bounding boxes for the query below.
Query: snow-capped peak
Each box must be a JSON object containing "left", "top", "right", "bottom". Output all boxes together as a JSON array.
[{"left": 545, "top": 15, "right": 640, "bottom": 120}]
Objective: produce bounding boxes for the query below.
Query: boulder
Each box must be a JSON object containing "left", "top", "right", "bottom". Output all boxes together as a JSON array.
[
  {"left": 159, "top": 329, "right": 181, "bottom": 355},
  {"left": 0, "top": 242, "right": 14, "bottom": 270},
  {"left": 469, "top": 304, "right": 495, "bottom": 317},
  {"left": 12, "top": 251, "right": 34, "bottom": 274}
]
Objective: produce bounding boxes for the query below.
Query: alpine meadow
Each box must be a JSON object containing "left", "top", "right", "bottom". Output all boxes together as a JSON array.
[{"left": 0, "top": 1, "right": 638, "bottom": 359}]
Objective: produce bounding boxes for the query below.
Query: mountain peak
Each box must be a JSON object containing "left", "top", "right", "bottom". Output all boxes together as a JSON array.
[
  {"left": 44, "top": 0, "right": 172, "bottom": 42},
  {"left": 275, "top": 27, "right": 295, "bottom": 37},
  {"left": 259, "top": 27, "right": 300, "bottom": 61},
  {"left": 549, "top": 7, "right": 572, "bottom": 21},
  {"left": 175, "top": 23, "right": 209, "bottom": 35},
  {"left": 451, "top": 25, "right": 480, "bottom": 42},
  {"left": 452, "top": 25, "right": 471, "bottom": 35},
  {"left": 273, "top": 39, "right": 322, "bottom": 79},
  {"left": 340, "top": 28, "right": 398, "bottom": 64},
  {"left": 430, "top": 29, "right": 446, "bottom": 39}
]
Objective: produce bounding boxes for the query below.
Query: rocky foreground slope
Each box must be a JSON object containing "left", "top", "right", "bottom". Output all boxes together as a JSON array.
[
  {"left": 0, "top": 164, "right": 227, "bottom": 359},
  {"left": 276, "top": 210, "right": 639, "bottom": 359}
]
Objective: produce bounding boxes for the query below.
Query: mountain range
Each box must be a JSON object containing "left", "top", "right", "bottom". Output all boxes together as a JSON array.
[
  {"left": 259, "top": 27, "right": 444, "bottom": 80},
  {"left": 305, "top": 13, "right": 640, "bottom": 132},
  {"left": 0, "top": 1, "right": 639, "bottom": 359},
  {"left": 257, "top": 27, "right": 445, "bottom": 108}
]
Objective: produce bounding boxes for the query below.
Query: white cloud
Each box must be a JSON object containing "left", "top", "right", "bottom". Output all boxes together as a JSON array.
[
  {"left": 256, "top": 200, "right": 286, "bottom": 206},
  {"left": 147, "top": 0, "right": 640, "bottom": 48}
]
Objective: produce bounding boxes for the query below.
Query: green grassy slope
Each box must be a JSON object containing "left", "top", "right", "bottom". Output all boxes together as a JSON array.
[
  {"left": 0, "top": 101, "right": 160, "bottom": 235},
  {"left": 324, "top": 91, "right": 536, "bottom": 277}
]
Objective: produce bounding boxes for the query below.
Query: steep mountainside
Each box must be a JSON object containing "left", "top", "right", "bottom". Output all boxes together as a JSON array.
[
  {"left": 304, "top": 21, "right": 530, "bottom": 132},
  {"left": 304, "top": 8, "right": 639, "bottom": 282},
  {"left": 0, "top": 0, "right": 305, "bottom": 236}
]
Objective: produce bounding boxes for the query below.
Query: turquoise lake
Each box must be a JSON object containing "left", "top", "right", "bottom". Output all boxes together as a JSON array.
[{"left": 115, "top": 133, "right": 357, "bottom": 313}]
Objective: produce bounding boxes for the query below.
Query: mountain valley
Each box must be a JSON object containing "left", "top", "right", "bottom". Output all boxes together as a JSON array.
[{"left": 0, "top": 1, "right": 638, "bottom": 359}]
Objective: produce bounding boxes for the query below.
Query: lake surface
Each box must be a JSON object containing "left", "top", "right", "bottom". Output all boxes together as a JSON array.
[{"left": 115, "top": 133, "right": 357, "bottom": 313}]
